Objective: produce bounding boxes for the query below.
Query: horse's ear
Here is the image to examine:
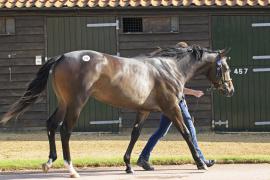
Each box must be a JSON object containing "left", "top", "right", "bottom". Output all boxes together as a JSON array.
[
  {"left": 176, "top": 41, "right": 189, "bottom": 48},
  {"left": 149, "top": 47, "right": 162, "bottom": 56},
  {"left": 220, "top": 48, "right": 231, "bottom": 57}
]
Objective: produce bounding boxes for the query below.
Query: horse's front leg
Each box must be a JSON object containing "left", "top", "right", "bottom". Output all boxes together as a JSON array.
[
  {"left": 163, "top": 105, "right": 208, "bottom": 170},
  {"left": 124, "top": 111, "right": 150, "bottom": 174}
]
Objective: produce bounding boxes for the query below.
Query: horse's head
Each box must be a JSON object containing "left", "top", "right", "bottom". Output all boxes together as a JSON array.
[
  {"left": 148, "top": 43, "right": 234, "bottom": 97},
  {"left": 203, "top": 49, "right": 234, "bottom": 97}
]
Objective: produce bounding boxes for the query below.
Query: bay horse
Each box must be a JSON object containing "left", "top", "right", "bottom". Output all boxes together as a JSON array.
[{"left": 0, "top": 44, "right": 234, "bottom": 178}]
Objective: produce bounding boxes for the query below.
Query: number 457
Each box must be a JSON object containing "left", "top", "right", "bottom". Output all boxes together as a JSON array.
[{"left": 234, "top": 68, "right": 248, "bottom": 75}]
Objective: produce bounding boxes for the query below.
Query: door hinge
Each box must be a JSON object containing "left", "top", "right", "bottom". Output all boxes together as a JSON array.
[
  {"left": 252, "top": 23, "right": 270, "bottom": 27},
  {"left": 89, "top": 116, "right": 122, "bottom": 128},
  {"left": 255, "top": 121, "right": 270, "bottom": 126},
  {"left": 87, "top": 19, "right": 119, "bottom": 30},
  {"left": 212, "top": 120, "right": 229, "bottom": 129}
]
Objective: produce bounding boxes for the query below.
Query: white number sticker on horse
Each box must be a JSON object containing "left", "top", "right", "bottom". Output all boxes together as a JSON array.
[{"left": 82, "top": 55, "right": 91, "bottom": 62}]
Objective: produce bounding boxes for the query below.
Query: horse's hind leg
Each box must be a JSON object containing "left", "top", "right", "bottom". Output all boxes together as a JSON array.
[
  {"left": 60, "top": 101, "right": 86, "bottom": 178},
  {"left": 124, "top": 111, "right": 149, "bottom": 174},
  {"left": 42, "top": 105, "right": 66, "bottom": 173}
]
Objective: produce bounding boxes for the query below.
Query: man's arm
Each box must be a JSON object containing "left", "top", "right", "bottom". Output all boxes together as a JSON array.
[{"left": 183, "top": 88, "right": 204, "bottom": 98}]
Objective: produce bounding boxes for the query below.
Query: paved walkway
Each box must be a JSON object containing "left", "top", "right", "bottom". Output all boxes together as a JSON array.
[{"left": 1, "top": 164, "right": 270, "bottom": 180}]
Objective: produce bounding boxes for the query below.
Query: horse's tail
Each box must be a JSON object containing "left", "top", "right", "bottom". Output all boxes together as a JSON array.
[{"left": 0, "top": 55, "right": 63, "bottom": 124}]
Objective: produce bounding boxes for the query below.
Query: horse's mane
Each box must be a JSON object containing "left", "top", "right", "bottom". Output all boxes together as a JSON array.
[
  {"left": 148, "top": 45, "right": 204, "bottom": 61},
  {"left": 141, "top": 44, "right": 208, "bottom": 96}
]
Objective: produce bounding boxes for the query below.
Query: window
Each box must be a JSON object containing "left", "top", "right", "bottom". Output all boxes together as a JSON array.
[
  {"left": 122, "top": 16, "right": 179, "bottom": 33},
  {"left": 123, "top": 17, "right": 143, "bottom": 33},
  {"left": 0, "top": 17, "right": 15, "bottom": 35}
]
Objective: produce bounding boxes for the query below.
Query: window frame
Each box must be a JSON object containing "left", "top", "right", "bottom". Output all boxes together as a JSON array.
[
  {"left": 0, "top": 17, "right": 15, "bottom": 36},
  {"left": 121, "top": 16, "right": 179, "bottom": 34},
  {"left": 122, "top": 17, "right": 143, "bottom": 33}
]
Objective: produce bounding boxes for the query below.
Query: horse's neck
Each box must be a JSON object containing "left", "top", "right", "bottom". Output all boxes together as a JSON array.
[{"left": 177, "top": 56, "right": 204, "bottom": 83}]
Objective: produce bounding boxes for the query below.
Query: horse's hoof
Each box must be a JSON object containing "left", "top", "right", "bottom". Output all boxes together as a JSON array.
[
  {"left": 125, "top": 168, "right": 135, "bottom": 174},
  {"left": 70, "top": 173, "right": 80, "bottom": 178},
  {"left": 197, "top": 163, "right": 208, "bottom": 171},
  {"left": 42, "top": 163, "right": 50, "bottom": 173}
]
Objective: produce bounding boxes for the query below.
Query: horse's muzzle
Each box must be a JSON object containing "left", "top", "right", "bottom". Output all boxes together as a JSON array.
[
  {"left": 221, "top": 80, "right": 234, "bottom": 97},
  {"left": 223, "top": 86, "right": 234, "bottom": 97},
  {"left": 226, "top": 89, "right": 234, "bottom": 97}
]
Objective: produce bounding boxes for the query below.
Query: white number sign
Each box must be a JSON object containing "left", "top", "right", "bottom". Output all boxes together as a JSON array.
[{"left": 233, "top": 68, "right": 248, "bottom": 75}]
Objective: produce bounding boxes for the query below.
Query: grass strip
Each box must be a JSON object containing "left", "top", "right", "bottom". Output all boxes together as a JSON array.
[{"left": 0, "top": 155, "right": 269, "bottom": 171}]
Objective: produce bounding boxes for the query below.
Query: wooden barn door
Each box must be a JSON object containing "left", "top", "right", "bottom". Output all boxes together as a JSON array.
[
  {"left": 212, "top": 16, "right": 270, "bottom": 131},
  {"left": 0, "top": 16, "right": 47, "bottom": 130},
  {"left": 46, "top": 17, "right": 120, "bottom": 132}
]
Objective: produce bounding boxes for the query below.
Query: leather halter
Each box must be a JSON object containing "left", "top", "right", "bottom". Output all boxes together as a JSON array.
[
  {"left": 217, "top": 55, "right": 232, "bottom": 80},
  {"left": 208, "top": 54, "right": 232, "bottom": 91}
]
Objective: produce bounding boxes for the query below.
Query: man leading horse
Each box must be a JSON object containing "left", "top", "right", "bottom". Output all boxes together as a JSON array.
[{"left": 1, "top": 42, "right": 234, "bottom": 178}]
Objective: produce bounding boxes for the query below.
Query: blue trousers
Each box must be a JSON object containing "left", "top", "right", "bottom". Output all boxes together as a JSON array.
[{"left": 140, "top": 99, "right": 206, "bottom": 162}]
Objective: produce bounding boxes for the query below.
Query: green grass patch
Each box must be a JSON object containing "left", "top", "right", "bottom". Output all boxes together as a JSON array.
[
  {"left": 1, "top": 155, "right": 270, "bottom": 171},
  {"left": 211, "top": 155, "right": 270, "bottom": 164},
  {"left": 0, "top": 159, "right": 46, "bottom": 171},
  {"left": 151, "top": 155, "right": 270, "bottom": 165}
]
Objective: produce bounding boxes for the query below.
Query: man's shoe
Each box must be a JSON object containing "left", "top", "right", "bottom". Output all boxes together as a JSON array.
[
  {"left": 137, "top": 157, "right": 154, "bottom": 171},
  {"left": 205, "top": 160, "right": 216, "bottom": 167},
  {"left": 197, "top": 162, "right": 208, "bottom": 170}
]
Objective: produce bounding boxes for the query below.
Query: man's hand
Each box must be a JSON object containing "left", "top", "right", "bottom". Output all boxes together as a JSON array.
[
  {"left": 183, "top": 88, "right": 204, "bottom": 98},
  {"left": 192, "top": 90, "right": 204, "bottom": 98}
]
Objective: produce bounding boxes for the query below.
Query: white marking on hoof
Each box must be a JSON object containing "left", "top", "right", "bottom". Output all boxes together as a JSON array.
[
  {"left": 82, "top": 55, "right": 90, "bottom": 62},
  {"left": 70, "top": 172, "right": 80, "bottom": 178},
  {"left": 64, "top": 161, "right": 80, "bottom": 178},
  {"left": 42, "top": 163, "right": 49, "bottom": 173},
  {"left": 42, "top": 159, "right": 53, "bottom": 173}
]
